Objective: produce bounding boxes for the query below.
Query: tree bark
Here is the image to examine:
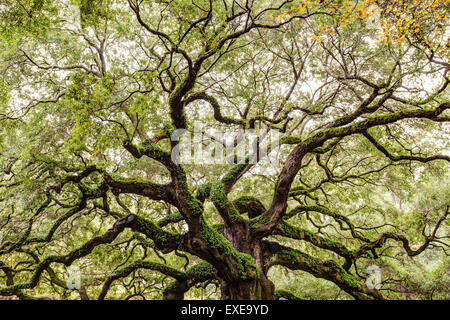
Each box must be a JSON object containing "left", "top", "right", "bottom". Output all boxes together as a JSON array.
[{"left": 220, "top": 272, "right": 274, "bottom": 300}]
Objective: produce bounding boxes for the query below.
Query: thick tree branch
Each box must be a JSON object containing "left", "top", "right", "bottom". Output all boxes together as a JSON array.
[
  {"left": 98, "top": 259, "right": 188, "bottom": 300},
  {"left": 257, "top": 102, "right": 450, "bottom": 236},
  {"left": 163, "top": 262, "right": 216, "bottom": 300},
  {"left": 269, "top": 244, "right": 384, "bottom": 300},
  {"left": 103, "top": 172, "right": 177, "bottom": 205},
  {"left": 275, "top": 221, "right": 355, "bottom": 270},
  {"left": 363, "top": 131, "right": 450, "bottom": 163}
]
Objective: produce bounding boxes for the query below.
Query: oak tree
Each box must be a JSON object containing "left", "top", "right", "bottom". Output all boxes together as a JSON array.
[{"left": 0, "top": 0, "right": 449, "bottom": 300}]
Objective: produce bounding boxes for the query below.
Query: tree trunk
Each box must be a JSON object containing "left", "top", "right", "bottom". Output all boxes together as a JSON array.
[
  {"left": 221, "top": 272, "right": 274, "bottom": 300},
  {"left": 218, "top": 224, "right": 275, "bottom": 299}
]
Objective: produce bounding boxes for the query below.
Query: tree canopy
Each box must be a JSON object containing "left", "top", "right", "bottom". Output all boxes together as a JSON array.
[{"left": 0, "top": 0, "right": 449, "bottom": 300}]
